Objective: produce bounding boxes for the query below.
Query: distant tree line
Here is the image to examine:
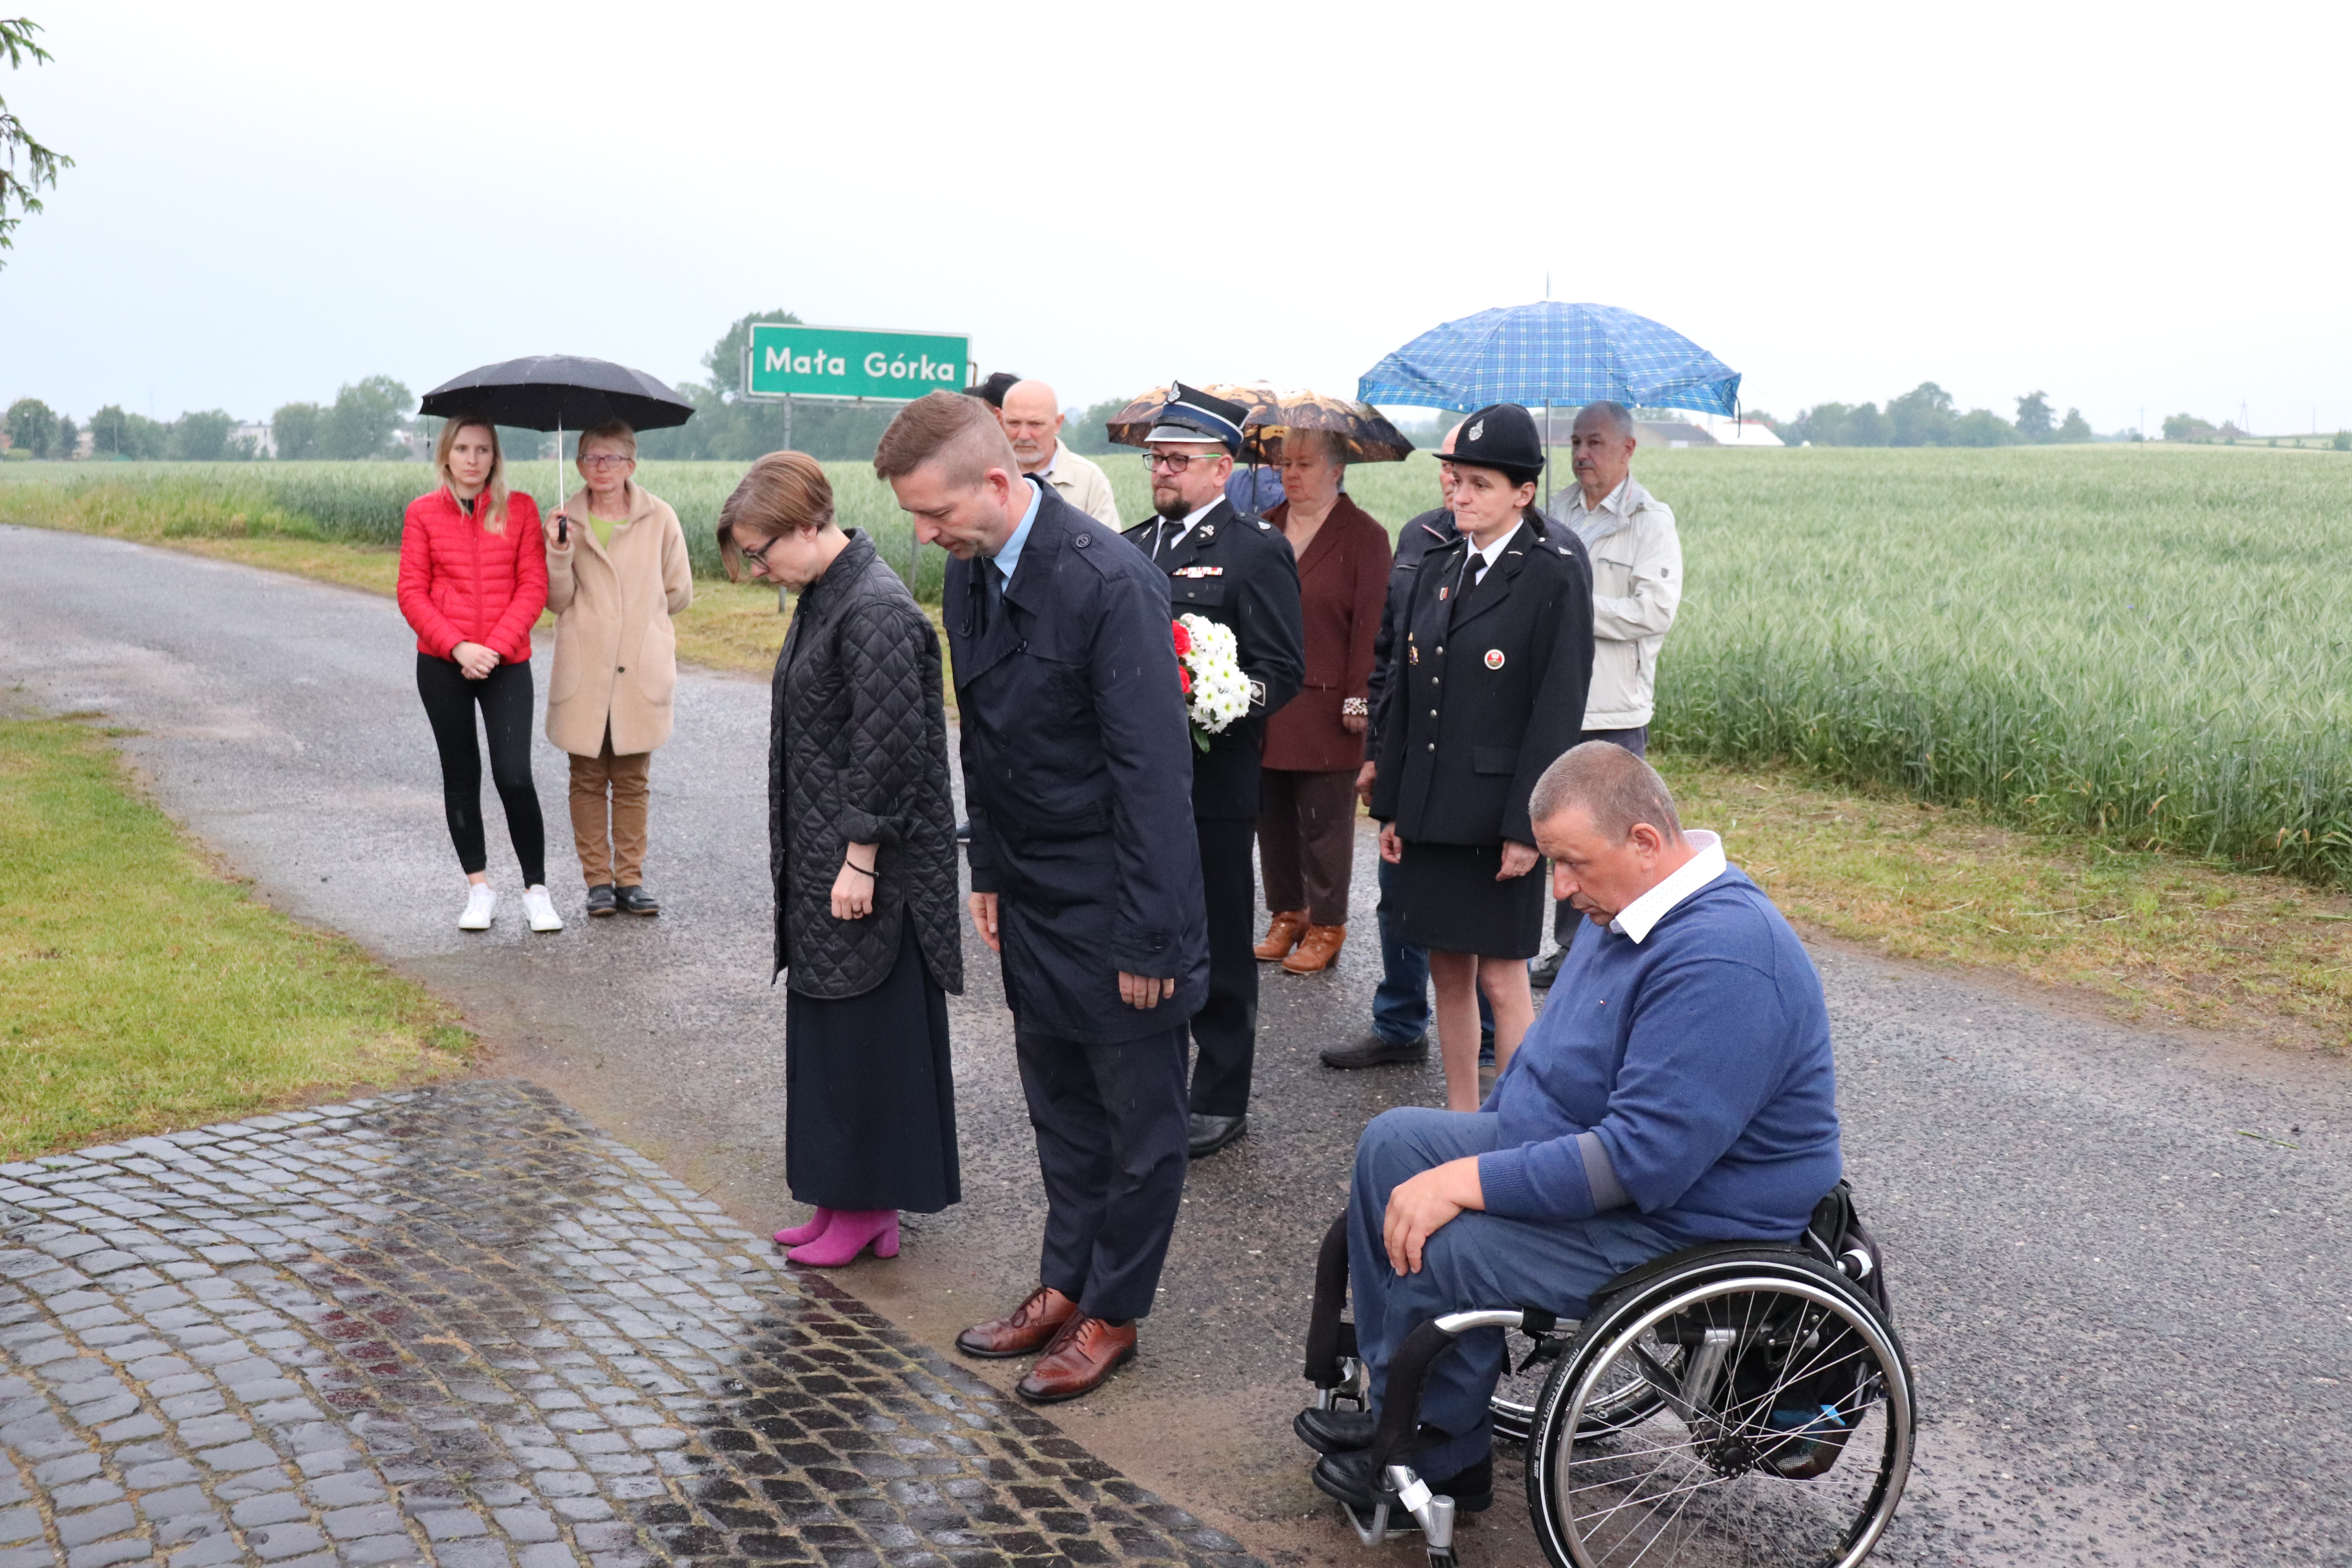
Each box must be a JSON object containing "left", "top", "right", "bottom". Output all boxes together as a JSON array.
[
  {"left": 633, "top": 310, "right": 899, "bottom": 463},
  {"left": 1764, "top": 383, "right": 2094, "bottom": 447}
]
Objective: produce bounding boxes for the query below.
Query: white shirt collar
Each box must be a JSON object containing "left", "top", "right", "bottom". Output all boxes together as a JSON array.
[
  {"left": 1608, "top": 830, "right": 1727, "bottom": 943},
  {"left": 1031, "top": 437, "right": 1059, "bottom": 482},
  {"left": 1569, "top": 476, "right": 1633, "bottom": 520},
  {"left": 1163, "top": 497, "right": 1219, "bottom": 543}
]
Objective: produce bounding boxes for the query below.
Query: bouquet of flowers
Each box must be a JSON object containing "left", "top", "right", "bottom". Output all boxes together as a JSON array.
[{"left": 1172, "top": 614, "right": 1250, "bottom": 752}]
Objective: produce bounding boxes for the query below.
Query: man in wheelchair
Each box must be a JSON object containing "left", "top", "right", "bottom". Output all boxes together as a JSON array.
[{"left": 1303, "top": 742, "right": 1844, "bottom": 1514}]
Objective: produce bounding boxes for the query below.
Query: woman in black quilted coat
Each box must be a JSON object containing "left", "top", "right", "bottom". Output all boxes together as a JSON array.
[{"left": 719, "top": 452, "right": 964, "bottom": 1266}]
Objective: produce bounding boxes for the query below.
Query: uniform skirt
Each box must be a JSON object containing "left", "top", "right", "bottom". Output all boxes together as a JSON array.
[
  {"left": 1385, "top": 838, "right": 1547, "bottom": 960},
  {"left": 784, "top": 917, "right": 961, "bottom": 1213}
]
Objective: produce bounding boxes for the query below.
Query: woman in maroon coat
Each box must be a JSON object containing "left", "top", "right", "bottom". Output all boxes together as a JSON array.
[{"left": 1253, "top": 428, "right": 1393, "bottom": 973}]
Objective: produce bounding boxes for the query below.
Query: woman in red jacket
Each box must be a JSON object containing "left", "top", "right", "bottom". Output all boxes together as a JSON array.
[{"left": 397, "top": 417, "right": 559, "bottom": 933}]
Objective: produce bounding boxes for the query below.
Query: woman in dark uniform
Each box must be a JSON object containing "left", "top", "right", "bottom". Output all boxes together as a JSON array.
[
  {"left": 1368, "top": 404, "right": 1593, "bottom": 1110},
  {"left": 720, "top": 452, "right": 964, "bottom": 1265}
]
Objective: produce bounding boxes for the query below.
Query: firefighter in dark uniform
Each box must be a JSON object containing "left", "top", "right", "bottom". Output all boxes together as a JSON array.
[
  {"left": 1369, "top": 403, "right": 1593, "bottom": 1112},
  {"left": 875, "top": 390, "right": 1209, "bottom": 1406},
  {"left": 1123, "top": 383, "right": 1305, "bottom": 1158}
]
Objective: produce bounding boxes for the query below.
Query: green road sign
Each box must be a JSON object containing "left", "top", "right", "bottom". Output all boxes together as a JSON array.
[{"left": 744, "top": 323, "right": 971, "bottom": 401}]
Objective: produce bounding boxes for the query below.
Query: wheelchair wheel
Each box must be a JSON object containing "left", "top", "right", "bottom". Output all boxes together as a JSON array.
[
  {"left": 1492, "top": 1332, "right": 1676, "bottom": 1445},
  {"left": 1525, "top": 1252, "right": 1914, "bottom": 1568}
]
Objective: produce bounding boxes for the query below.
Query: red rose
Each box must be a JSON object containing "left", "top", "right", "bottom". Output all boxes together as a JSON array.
[{"left": 1171, "top": 619, "right": 1192, "bottom": 656}]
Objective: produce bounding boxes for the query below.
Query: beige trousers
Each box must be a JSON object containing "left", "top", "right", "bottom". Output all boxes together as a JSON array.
[{"left": 569, "top": 727, "right": 652, "bottom": 888}]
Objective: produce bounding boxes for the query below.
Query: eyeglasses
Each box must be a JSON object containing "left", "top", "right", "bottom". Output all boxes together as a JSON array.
[
  {"left": 579, "top": 454, "right": 634, "bottom": 471},
  {"left": 740, "top": 538, "right": 777, "bottom": 570},
  {"left": 1145, "top": 452, "right": 1221, "bottom": 473}
]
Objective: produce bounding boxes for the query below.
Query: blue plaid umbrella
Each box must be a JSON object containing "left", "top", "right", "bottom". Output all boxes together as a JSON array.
[{"left": 1356, "top": 301, "right": 1740, "bottom": 417}]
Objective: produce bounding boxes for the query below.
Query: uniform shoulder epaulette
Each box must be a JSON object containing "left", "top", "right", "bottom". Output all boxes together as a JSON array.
[{"left": 1070, "top": 526, "right": 1130, "bottom": 578}]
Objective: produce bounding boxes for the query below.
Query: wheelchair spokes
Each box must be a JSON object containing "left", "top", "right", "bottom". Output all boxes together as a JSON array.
[{"left": 1530, "top": 1272, "right": 1913, "bottom": 1568}]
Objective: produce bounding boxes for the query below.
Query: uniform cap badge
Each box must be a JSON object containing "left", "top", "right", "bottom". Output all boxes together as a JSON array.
[
  {"left": 1484, "top": 649, "right": 1505, "bottom": 670},
  {"left": 1469, "top": 418, "right": 1486, "bottom": 441}
]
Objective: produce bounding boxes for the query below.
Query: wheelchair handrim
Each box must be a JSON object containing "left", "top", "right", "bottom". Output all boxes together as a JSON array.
[{"left": 1534, "top": 1270, "right": 1915, "bottom": 1568}]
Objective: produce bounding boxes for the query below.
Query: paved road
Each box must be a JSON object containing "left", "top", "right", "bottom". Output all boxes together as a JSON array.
[{"left": 4, "top": 524, "right": 2349, "bottom": 1567}]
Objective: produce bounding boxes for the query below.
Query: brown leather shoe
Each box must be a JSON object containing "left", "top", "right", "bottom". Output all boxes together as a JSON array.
[
  {"left": 954, "top": 1286, "right": 1077, "bottom": 1359},
  {"left": 1015, "top": 1314, "right": 1137, "bottom": 1403},
  {"left": 1254, "top": 909, "right": 1309, "bottom": 961},
  {"left": 1281, "top": 922, "right": 1347, "bottom": 974}
]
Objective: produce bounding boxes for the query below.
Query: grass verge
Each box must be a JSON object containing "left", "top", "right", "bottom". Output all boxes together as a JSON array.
[
  {"left": 9, "top": 510, "right": 2346, "bottom": 1056},
  {"left": 0, "top": 714, "right": 475, "bottom": 1158},
  {"left": 1663, "top": 757, "right": 2352, "bottom": 1051}
]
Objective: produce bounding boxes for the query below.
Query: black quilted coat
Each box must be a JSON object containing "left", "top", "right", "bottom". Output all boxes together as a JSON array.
[{"left": 768, "top": 530, "right": 963, "bottom": 998}]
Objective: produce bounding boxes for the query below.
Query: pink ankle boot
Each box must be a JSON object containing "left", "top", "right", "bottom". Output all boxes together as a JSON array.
[
  {"left": 774, "top": 1208, "right": 835, "bottom": 1249},
  {"left": 786, "top": 1209, "right": 899, "bottom": 1267}
]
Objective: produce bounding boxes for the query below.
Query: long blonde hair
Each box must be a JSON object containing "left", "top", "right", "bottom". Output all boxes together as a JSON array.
[{"left": 434, "top": 417, "right": 510, "bottom": 533}]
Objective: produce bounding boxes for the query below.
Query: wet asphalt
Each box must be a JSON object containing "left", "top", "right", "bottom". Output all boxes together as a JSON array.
[{"left": 3, "top": 523, "right": 2348, "bottom": 1568}]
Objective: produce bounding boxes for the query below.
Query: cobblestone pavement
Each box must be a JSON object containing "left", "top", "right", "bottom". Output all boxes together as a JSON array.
[{"left": 0, "top": 1083, "right": 1263, "bottom": 1568}]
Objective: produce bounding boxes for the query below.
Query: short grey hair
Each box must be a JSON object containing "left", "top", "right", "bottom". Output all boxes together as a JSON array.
[
  {"left": 1577, "top": 401, "right": 1636, "bottom": 440},
  {"left": 1281, "top": 426, "right": 1350, "bottom": 468},
  {"left": 1529, "top": 741, "right": 1684, "bottom": 844}
]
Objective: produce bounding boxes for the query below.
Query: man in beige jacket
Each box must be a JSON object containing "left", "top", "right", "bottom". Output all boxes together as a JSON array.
[
  {"left": 1002, "top": 379, "right": 1121, "bottom": 526},
  {"left": 1532, "top": 400, "right": 1683, "bottom": 981},
  {"left": 544, "top": 422, "right": 695, "bottom": 917}
]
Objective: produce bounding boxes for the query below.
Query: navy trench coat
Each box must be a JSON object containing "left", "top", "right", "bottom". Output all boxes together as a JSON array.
[{"left": 946, "top": 482, "right": 1211, "bottom": 1044}]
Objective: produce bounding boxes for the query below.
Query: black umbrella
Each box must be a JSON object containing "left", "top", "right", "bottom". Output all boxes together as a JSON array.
[{"left": 420, "top": 355, "right": 695, "bottom": 542}]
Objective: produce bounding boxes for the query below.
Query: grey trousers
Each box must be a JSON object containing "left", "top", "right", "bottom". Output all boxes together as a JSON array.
[{"left": 1347, "top": 1107, "right": 1675, "bottom": 1482}]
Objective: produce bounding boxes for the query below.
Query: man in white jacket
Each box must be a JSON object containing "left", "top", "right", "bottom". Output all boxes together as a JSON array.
[
  {"left": 1532, "top": 401, "right": 1683, "bottom": 983},
  {"left": 1003, "top": 379, "right": 1122, "bottom": 527}
]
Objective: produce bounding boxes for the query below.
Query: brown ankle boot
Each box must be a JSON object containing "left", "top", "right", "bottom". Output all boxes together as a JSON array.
[
  {"left": 1254, "top": 909, "right": 1310, "bottom": 961},
  {"left": 1281, "top": 923, "right": 1347, "bottom": 974}
]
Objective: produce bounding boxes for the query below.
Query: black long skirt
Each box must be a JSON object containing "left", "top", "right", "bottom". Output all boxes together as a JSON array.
[
  {"left": 1387, "top": 838, "right": 1547, "bottom": 960},
  {"left": 784, "top": 918, "right": 961, "bottom": 1212}
]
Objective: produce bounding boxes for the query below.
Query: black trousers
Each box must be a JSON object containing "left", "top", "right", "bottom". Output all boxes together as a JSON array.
[
  {"left": 415, "top": 653, "right": 546, "bottom": 886},
  {"left": 1187, "top": 816, "right": 1259, "bottom": 1117},
  {"left": 1015, "top": 1024, "right": 1189, "bottom": 1322},
  {"left": 1552, "top": 725, "right": 1648, "bottom": 946}
]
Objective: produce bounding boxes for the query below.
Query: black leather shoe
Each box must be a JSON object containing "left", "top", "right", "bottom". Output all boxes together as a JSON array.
[
  {"left": 1320, "top": 1032, "right": 1428, "bottom": 1069},
  {"left": 1529, "top": 946, "right": 1566, "bottom": 990},
  {"left": 1312, "top": 1448, "right": 1493, "bottom": 1514},
  {"left": 1293, "top": 1406, "right": 1376, "bottom": 1454},
  {"left": 616, "top": 885, "right": 660, "bottom": 916},
  {"left": 1187, "top": 1113, "right": 1246, "bottom": 1158},
  {"left": 585, "top": 884, "right": 617, "bottom": 918}
]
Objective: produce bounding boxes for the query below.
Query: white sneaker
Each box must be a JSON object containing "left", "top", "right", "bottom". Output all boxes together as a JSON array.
[
  {"left": 522, "top": 885, "right": 564, "bottom": 933},
  {"left": 459, "top": 884, "right": 498, "bottom": 931}
]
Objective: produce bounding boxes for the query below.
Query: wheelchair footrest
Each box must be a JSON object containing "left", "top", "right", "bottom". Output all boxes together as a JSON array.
[{"left": 1337, "top": 1466, "right": 1458, "bottom": 1563}]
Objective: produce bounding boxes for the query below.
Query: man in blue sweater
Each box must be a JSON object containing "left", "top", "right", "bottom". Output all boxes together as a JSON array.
[{"left": 1304, "top": 742, "right": 1843, "bottom": 1513}]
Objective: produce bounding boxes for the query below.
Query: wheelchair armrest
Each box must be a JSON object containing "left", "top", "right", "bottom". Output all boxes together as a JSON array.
[{"left": 1303, "top": 1209, "right": 1354, "bottom": 1387}]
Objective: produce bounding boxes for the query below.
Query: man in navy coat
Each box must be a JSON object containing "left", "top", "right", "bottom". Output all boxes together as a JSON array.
[
  {"left": 875, "top": 391, "right": 1209, "bottom": 1405},
  {"left": 1123, "top": 383, "right": 1303, "bottom": 1158}
]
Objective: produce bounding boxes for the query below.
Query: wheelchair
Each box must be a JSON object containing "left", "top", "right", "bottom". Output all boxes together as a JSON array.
[{"left": 1300, "top": 1188, "right": 1916, "bottom": 1568}]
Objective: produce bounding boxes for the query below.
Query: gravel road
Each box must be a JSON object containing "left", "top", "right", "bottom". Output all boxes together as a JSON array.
[{"left": 4, "top": 523, "right": 2347, "bottom": 1567}]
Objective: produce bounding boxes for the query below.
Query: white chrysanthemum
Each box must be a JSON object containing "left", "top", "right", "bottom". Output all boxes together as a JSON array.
[{"left": 1177, "top": 614, "right": 1250, "bottom": 734}]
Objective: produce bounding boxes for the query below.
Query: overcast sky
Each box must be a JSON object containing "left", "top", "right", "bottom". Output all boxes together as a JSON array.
[{"left": 5, "top": 1, "right": 2347, "bottom": 435}]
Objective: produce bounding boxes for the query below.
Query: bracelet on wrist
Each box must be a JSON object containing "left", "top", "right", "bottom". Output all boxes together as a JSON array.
[{"left": 842, "top": 860, "right": 876, "bottom": 878}]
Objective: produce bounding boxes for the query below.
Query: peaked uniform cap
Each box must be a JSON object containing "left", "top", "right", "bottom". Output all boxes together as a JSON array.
[
  {"left": 1146, "top": 380, "right": 1249, "bottom": 454},
  {"left": 1448, "top": 402, "right": 1545, "bottom": 480}
]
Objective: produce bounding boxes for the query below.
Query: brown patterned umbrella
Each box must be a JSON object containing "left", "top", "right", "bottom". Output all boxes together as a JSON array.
[
  {"left": 1248, "top": 388, "right": 1417, "bottom": 464},
  {"left": 1105, "top": 382, "right": 1283, "bottom": 450},
  {"left": 1105, "top": 382, "right": 1415, "bottom": 464}
]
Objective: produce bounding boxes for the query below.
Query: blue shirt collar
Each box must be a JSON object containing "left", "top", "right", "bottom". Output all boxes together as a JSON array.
[{"left": 989, "top": 476, "right": 1044, "bottom": 583}]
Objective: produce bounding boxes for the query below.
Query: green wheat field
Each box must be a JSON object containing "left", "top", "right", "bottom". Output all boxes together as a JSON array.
[{"left": 6, "top": 444, "right": 2349, "bottom": 882}]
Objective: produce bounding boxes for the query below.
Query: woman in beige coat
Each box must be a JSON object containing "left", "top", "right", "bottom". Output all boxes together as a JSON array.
[{"left": 543, "top": 420, "right": 693, "bottom": 916}]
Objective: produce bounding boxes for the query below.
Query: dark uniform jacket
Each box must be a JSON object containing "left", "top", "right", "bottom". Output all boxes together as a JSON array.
[
  {"left": 1123, "top": 500, "right": 1305, "bottom": 820},
  {"left": 768, "top": 529, "right": 962, "bottom": 999},
  {"left": 1364, "top": 507, "right": 1458, "bottom": 762},
  {"left": 1370, "top": 515, "right": 1595, "bottom": 849},
  {"left": 948, "top": 482, "right": 1211, "bottom": 1043}
]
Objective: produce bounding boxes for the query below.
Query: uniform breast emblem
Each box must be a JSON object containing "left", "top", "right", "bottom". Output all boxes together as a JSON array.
[{"left": 1484, "top": 649, "right": 1505, "bottom": 670}]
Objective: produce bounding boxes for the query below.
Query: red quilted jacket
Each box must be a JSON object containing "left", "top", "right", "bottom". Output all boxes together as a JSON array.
[{"left": 396, "top": 486, "right": 548, "bottom": 663}]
